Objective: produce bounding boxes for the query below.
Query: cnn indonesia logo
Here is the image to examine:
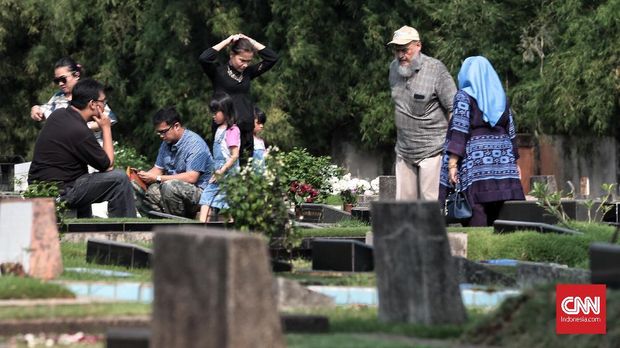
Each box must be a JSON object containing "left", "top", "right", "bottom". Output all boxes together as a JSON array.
[{"left": 556, "top": 284, "right": 606, "bottom": 335}]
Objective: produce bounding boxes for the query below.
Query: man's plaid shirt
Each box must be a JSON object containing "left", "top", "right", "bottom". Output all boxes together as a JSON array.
[{"left": 389, "top": 53, "right": 456, "bottom": 164}]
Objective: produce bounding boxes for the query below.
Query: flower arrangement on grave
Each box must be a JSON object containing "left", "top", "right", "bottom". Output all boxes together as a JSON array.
[
  {"left": 288, "top": 180, "right": 320, "bottom": 207},
  {"left": 330, "top": 174, "right": 373, "bottom": 206}
]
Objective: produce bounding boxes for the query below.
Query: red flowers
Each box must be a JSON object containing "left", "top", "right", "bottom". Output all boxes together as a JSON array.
[{"left": 289, "top": 180, "right": 319, "bottom": 205}]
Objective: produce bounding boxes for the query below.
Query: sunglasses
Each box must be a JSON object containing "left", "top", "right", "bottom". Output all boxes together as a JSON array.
[{"left": 53, "top": 75, "right": 72, "bottom": 85}]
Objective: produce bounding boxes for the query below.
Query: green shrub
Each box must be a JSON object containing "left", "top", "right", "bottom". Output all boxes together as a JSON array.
[
  {"left": 22, "top": 181, "right": 67, "bottom": 225},
  {"left": 277, "top": 148, "right": 344, "bottom": 202},
  {"left": 220, "top": 149, "right": 296, "bottom": 244},
  {"left": 113, "top": 142, "right": 151, "bottom": 170}
]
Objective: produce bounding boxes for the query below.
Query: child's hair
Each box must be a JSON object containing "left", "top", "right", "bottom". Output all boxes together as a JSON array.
[
  {"left": 209, "top": 92, "right": 237, "bottom": 128},
  {"left": 253, "top": 106, "right": 267, "bottom": 124}
]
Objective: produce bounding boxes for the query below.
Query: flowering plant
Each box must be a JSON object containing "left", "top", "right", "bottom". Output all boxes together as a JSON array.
[
  {"left": 330, "top": 174, "right": 372, "bottom": 205},
  {"left": 288, "top": 180, "right": 320, "bottom": 207}
]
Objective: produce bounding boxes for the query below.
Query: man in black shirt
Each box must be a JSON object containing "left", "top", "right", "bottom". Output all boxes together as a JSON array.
[{"left": 28, "top": 79, "right": 136, "bottom": 218}]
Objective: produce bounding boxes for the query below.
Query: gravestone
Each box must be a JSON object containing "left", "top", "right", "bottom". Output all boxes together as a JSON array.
[
  {"left": 86, "top": 238, "right": 152, "bottom": 268},
  {"left": 312, "top": 239, "right": 374, "bottom": 272},
  {"left": 453, "top": 257, "right": 516, "bottom": 287},
  {"left": 298, "top": 204, "right": 323, "bottom": 223},
  {"left": 378, "top": 176, "right": 396, "bottom": 201},
  {"left": 299, "top": 203, "right": 350, "bottom": 223},
  {"left": 516, "top": 261, "right": 590, "bottom": 287},
  {"left": 493, "top": 219, "right": 582, "bottom": 235},
  {"left": 371, "top": 201, "right": 466, "bottom": 325},
  {"left": 351, "top": 206, "right": 371, "bottom": 224},
  {"left": 590, "top": 242, "right": 620, "bottom": 288},
  {"left": 152, "top": 226, "right": 284, "bottom": 348},
  {"left": 0, "top": 197, "right": 62, "bottom": 280},
  {"left": 497, "top": 200, "right": 603, "bottom": 224},
  {"left": 273, "top": 277, "right": 335, "bottom": 309}
]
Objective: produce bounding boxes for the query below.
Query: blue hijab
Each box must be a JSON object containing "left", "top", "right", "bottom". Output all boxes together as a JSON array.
[{"left": 457, "top": 56, "right": 506, "bottom": 127}]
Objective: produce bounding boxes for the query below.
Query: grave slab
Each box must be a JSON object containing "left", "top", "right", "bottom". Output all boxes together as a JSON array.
[
  {"left": 371, "top": 201, "right": 466, "bottom": 325},
  {"left": 497, "top": 200, "right": 604, "bottom": 224},
  {"left": 453, "top": 257, "right": 516, "bottom": 287},
  {"left": 86, "top": 238, "right": 152, "bottom": 268},
  {"left": 0, "top": 197, "right": 62, "bottom": 280},
  {"left": 312, "top": 239, "right": 374, "bottom": 272},
  {"left": 378, "top": 176, "right": 396, "bottom": 201},
  {"left": 516, "top": 261, "right": 590, "bottom": 287},
  {"left": 273, "top": 277, "right": 335, "bottom": 309},
  {"left": 590, "top": 242, "right": 620, "bottom": 289},
  {"left": 152, "top": 226, "right": 284, "bottom": 348},
  {"left": 493, "top": 219, "right": 582, "bottom": 235},
  {"left": 298, "top": 203, "right": 351, "bottom": 223}
]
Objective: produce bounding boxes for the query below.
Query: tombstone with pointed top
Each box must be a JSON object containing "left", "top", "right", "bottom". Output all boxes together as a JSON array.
[
  {"left": 371, "top": 201, "right": 466, "bottom": 325},
  {"left": 151, "top": 226, "right": 285, "bottom": 348}
]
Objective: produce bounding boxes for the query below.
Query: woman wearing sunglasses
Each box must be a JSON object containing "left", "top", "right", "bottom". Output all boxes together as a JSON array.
[{"left": 30, "top": 57, "right": 117, "bottom": 143}]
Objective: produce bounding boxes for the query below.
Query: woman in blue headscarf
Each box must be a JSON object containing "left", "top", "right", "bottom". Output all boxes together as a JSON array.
[{"left": 438, "top": 56, "right": 524, "bottom": 226}]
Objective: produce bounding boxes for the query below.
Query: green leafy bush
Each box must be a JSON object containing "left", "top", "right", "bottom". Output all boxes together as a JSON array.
[
  {"left": 22, "top": 181, "right": 67, "bottom": 225},
  {"left": 219, "top": 149, "right": 296, "bottom": 243},
  {"left": 113, "top": 142, "right": 151, "bottom": 171},
  {"left": 277, "top": 148, "right": 344, "bottom": 202}
]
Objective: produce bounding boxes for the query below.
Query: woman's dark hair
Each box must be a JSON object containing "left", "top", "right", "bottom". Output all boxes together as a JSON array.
[
  {"left": 54, "top": 57, "right": 83, "bottom": 77},
  {"left": 230, "top": 38, "right": 256, "bottom": 55},
  {"left": 254, "top": 106, "right": 267, "bottom": 124},
  {"left": 70, "top": 78, "right": 104, "bottom": 109},
  {"left": 209, "top": 92, "right": 237, "bottom": 128},
  {"left": 152, "top": 106, "right": 182, "bottom": 126}
]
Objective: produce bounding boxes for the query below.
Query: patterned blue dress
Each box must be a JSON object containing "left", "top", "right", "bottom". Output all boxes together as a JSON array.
[{"left": 439, "top": 90, "right": 524, "bottom": 226}]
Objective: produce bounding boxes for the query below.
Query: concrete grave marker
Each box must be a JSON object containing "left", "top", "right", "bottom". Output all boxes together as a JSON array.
[
  {"left": 378, "top": 176, "right": 396, "bottom": 201},
  {"left": 152, "top": 226, "right": 284, "bottom": 348},
  {"left": 371, "top": 201, "right": 466, "bottom": 325},
  {"left": 0, "top": 197, "right": 63, "bottom": 280}
]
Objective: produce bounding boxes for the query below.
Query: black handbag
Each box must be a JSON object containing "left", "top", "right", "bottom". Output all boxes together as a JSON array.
[{"left": 444, "top": 184, "right": 472, "bottom": 223}]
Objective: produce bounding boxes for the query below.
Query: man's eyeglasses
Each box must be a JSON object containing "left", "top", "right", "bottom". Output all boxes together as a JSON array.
[
  {"left": 392, "top": 45, "right": 413, "bottom": 54},
  {"left": 155, "top": 124, "right": 174, "bottom": 136},
  {"left": 53, "top": 75, "right": 70, "bottom": 85},
  {"left": 93, "top": 99, "right": 107, "bottom": 107}
]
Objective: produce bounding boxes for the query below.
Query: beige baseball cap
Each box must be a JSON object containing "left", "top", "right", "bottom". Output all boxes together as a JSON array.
[{"left": 387, "top": 26, "right": 420, "bottom": 45}]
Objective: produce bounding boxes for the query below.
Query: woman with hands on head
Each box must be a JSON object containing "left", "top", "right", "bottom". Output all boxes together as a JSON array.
[
  {"left": 30, "top": 57, "right": 118, "bottom": 143},
  {"left": 438, "top": 56, "right": 524, "bottom": 227},
  {"left": 199, "top": 33, "right": 278, "bottom": 166}
]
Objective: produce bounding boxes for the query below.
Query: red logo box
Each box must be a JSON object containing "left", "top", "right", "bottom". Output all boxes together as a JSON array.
[{"left": 556, "top": 284, "right": 606, "bottom": 335}]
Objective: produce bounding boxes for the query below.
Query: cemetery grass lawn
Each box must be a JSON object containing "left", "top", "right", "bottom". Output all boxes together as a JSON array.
[
  {"left": 0, "top": 276, "right": 74, "bottom": 300},
  {"left": 0, "top": 302, "right": 150, "bottom": 320},
  {"left": 466, "top": 222, "right": 617, "bottom": 268},
  {"left": 60, "top": 242, "right": 151, "bottom": 282},
  {"left": 287, "top": 333, "right": 436, "bottom": 348}
]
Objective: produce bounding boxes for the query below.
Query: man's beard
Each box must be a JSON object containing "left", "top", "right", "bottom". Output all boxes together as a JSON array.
[{"left": 397, "top": 63, "right": 414, "bottom": 78}]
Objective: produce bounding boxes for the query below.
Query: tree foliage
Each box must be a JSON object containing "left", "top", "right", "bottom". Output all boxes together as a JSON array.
[{"left": 0, "top": 0, "right": 617, "bottom": 160}]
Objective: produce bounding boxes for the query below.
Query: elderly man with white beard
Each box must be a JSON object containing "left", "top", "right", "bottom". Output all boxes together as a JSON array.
[{"left": 387, "top": 26, "right": 457, "bottom": 201}]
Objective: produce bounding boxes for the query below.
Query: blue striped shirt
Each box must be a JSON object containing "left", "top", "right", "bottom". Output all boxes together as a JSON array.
[{"left": 155, "top": 129, "right": 213, "bottom": 189}]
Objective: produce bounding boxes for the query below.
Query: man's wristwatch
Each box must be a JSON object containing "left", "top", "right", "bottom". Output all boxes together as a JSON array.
[{"left": 156, "top": 175, "right": 162, "bottom": 183}]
